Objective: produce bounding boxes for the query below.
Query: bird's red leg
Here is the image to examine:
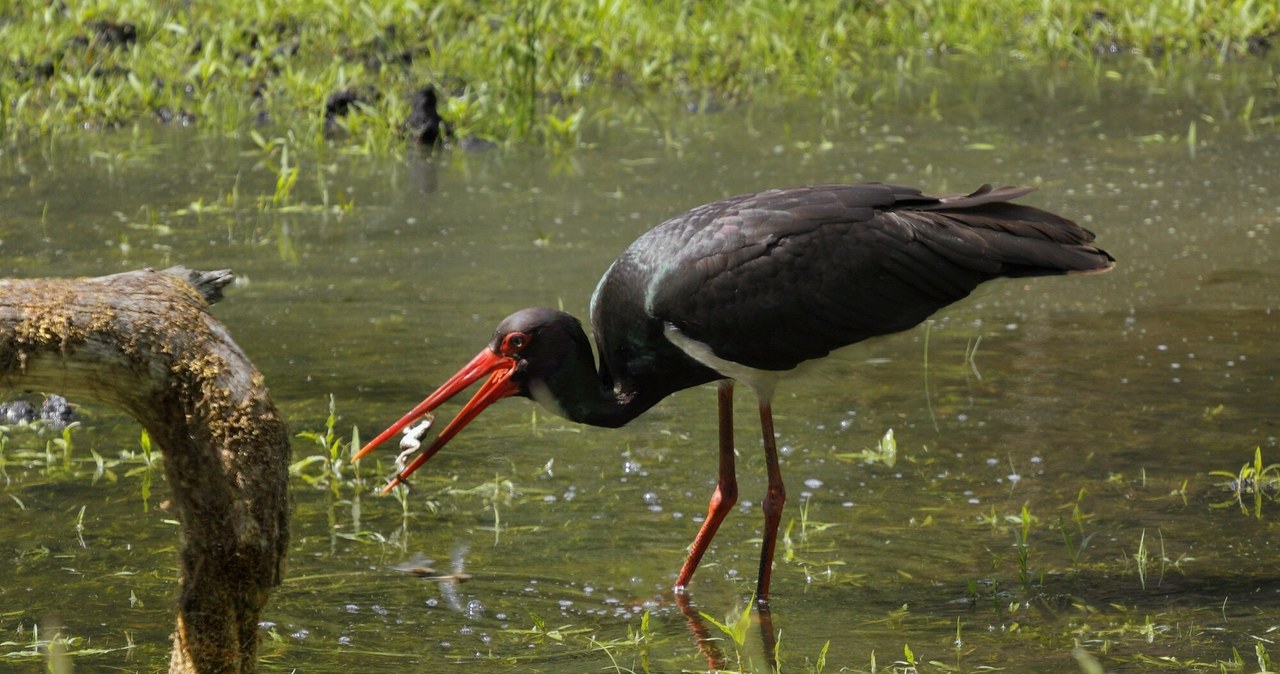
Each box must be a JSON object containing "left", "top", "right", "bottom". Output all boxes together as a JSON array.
[
  {"left": 755, "top": 401, "right": 786, "bottom": 604},
  {"left": 675, "top": 380, "right": 738, "bottom": 593}
]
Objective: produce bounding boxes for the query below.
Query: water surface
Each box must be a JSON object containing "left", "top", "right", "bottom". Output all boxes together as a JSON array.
[{"left": 2, "top": 58, "right": 1278, "bottom": 672}]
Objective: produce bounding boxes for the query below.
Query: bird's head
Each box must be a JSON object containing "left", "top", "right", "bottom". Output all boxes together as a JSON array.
[{"left": 353, "top": 307, "right": 590, "bottom": 492}]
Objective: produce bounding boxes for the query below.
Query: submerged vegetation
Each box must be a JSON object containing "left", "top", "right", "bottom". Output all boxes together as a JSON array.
[
  {"left": 4, "top": 396, "right": 1279, "bottom": 671},
  {"left": 1, "top": 0, "right": 1277, "bottom": 151}
]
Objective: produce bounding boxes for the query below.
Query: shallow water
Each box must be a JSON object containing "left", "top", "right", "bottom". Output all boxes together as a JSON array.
[{"left": 2, "top": 57, "right": 1278, "bottom": 672}]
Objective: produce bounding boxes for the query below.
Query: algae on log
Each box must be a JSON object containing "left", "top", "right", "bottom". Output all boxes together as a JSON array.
[{"left": 0, "top": 267, "right": 290, "bottom": 674}]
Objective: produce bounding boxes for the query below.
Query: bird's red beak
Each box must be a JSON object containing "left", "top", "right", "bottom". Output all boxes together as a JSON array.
[{"left": 354, "top": 349, "right": 520, "bottom": 494}]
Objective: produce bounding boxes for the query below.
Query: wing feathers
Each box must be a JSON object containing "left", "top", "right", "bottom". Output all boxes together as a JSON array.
[{"left": 598, "top": 183, "right": 1113, "bottom": 377}]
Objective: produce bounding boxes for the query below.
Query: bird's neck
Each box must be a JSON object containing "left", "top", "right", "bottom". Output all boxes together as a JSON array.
[
  {"left": 532, "top": 350, "right": 650, "bottom": 430},
  {"left": 526, "top": 310, "right": 709, "bottom": 429}
]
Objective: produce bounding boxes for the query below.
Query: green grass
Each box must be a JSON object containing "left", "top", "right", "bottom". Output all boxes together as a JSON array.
[{"left": 2, "top": 0, "right": 1276, "bottom": 151}]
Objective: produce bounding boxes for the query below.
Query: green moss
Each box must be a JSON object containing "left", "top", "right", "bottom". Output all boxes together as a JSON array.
[{"left": 1, "top": 0, "right": 1276, "bottom": 150}]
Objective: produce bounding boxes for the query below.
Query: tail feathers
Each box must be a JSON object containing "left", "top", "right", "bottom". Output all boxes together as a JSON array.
[
  {"left": 904, "top": 184, "right": 1114, "bottom": 278},
  {"left": 926, "top": 184, "right": 1036, "bottom": 209},
  {"left": 966, "top": 227, "right": 1115, "bottom": 278},
  {"left": 898, "top": 216, "right": 1113, "bottom": 281}
]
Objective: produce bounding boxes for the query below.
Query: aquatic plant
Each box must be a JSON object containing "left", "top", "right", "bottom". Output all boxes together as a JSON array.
[{"left": 1210, "top": 447, "right": 1280, "bottom": 518}]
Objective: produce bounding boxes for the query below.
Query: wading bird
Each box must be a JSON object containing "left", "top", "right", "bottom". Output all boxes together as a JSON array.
[{"left": 355, "top": 183, "right": 1114, "bottom": 602}]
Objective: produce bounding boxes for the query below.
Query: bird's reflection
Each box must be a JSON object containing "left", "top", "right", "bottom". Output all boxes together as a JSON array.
[
  {"left": 675, "top": 593, "right": 779, "bottom": 673},
  {"left": 391, "top": 547, "right": 783, "bottom": 669}
]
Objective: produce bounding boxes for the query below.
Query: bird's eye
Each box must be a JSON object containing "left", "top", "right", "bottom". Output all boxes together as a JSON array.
[{"left": 502, "top": 333, "right": 528, "bottom": 353}]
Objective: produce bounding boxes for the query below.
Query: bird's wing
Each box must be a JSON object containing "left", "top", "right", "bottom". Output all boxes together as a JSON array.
[{"left": 643, "top": 184, "right": 1110, "bottom": 371}]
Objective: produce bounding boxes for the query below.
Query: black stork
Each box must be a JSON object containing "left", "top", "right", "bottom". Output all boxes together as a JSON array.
[{"left": 354, "top": 182, "right": 1114, "bottom": 602}]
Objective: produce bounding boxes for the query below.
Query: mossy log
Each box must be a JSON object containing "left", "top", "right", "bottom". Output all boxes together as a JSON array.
[{"left": 0, "top": 267, "right": 289, "bottom": 674}]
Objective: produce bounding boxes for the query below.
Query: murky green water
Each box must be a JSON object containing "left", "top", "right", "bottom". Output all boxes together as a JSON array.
[{"left": 2, "top": 59, "right": 1278, "bottom": 672}]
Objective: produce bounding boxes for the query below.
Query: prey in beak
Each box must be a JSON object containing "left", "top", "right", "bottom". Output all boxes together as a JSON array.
[{"left": 354, "top": 346, "right": 521, "bottom": 493}]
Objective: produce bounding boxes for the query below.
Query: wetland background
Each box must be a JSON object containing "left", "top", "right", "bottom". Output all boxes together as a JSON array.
[{"left": 2, "top": 2, "right": 1279, "bottom": 672}]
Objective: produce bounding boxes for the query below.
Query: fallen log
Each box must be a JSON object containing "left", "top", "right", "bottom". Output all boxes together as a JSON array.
[{"left": 0, "top": 267, "right": 289, "bottom": 674}]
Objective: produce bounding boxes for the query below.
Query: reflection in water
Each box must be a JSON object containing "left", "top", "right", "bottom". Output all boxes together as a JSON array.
[
  {"left": 407, "top": 150, "right": 441, "bottom": 198},
  {"left": 677, "top": 593, "right": 780, "bottom": 673}
]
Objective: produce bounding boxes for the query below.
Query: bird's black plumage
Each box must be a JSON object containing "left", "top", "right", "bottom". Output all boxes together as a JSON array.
[
  {"left": 358, "top": 181, "right": 1114, "bottom": 602},
  {"left": 591, "top": 183, "right": 1112, "bottom": 385}
]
